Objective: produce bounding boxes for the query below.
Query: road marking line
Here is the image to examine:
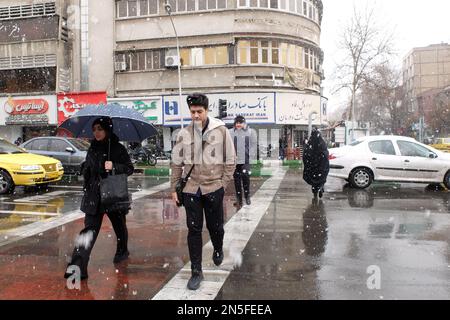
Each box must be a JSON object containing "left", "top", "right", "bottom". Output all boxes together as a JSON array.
[
  {"left": 0, "top": 210, "right": 59, "bottom": 217},
  {"left": 0, "top": 182, "right": 170, "bottom": 247},
  {"left": 152, "top": 168, "right": 287, "bottom": 300}
]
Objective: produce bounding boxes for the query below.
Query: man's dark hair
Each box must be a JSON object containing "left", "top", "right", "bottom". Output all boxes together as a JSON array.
[
  {"left": 234, "top": 115, "right": 246, "bottom": 125},
  {"left": 187, "top": 93, "right": 209, "bottom": 109}
]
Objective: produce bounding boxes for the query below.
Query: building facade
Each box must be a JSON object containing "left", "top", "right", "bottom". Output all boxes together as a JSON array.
[
  {"left": 1, "top": 0, "right": 327, "bottom": 157},
  {"left": 403, "top": 43, "right": 450, "bottom": 120}
]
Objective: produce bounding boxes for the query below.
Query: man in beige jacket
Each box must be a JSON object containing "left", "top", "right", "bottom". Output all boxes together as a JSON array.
[{"left": 171, "top": 93, "right": 236, "bottom": 290}]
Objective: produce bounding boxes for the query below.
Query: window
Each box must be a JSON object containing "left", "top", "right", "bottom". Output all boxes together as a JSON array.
[
  {"left": 397, "top": 141, "right": 432, "bottom": 158},
  {"left": 117, "top": 0, "right": 127, "bottom": 17},
  {"left": 68, "top": 139, "right": 90, "bottom": 151},
  {"left": 208, "top": 0, "right": 217, "bottom": 10},
  {"left": 187, "top": 0, "right": 196, "bottom": 11},
  {"left": 139, "top": 0, "right": 148, "bottom": 15},
  {"left": 272, "top": 41, "right": 279, "bottom": 64},
  {"left": 369, "top": 141, "right": 396, "bottom": 156},
  {"left": 204, "top": 46, "right": 228, "bottom": 65},
  {"left": 128, "top": 0, "right": 137, "bottom": 16},
  {"left": 180, "top": 49, "right": 191, "bottom": 66},
  {"left": 31, "top": 139, "right": 49, "bottom": 151},
  {"left": 296, "top": 0, "right": 302, "bottom": 14},
  {"left": 260, "top": 0, "right": 269, "bottom": 8},
  {"left": 116, "top": 50, "right": 163, "bottom": 71},
  {"left": 50, "top": 139, "right": 70, "bottom": 153},
  {"left": 270, "top": 0, "right": 278, "bottom": 9},
  {"left": 117, "top": 0, "right": 158, "bottom": 17},
  {"left": 218, "top": 0, "right": 226, "bottom": 9},
  {"left": 238, "top": 40, "right": 249, "bottom": 64},
  {"left": 191, "top": 48, "right": 203, "bottom": 66},
  {"left": 198, "top": 0, "right": 207, "bottom": 10},
  {"left": 250, "top": 40, "right": 259, "bottom": 64},
  {"left": 178, "top": 0, "right": 186, "bottom": 12}
]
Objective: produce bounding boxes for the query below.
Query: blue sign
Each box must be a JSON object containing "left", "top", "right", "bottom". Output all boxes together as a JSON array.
[{"left": 164, "top": 101, "right": 179, "bottom": 116}]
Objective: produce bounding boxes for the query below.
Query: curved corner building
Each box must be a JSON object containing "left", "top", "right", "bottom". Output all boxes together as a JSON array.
[{"left": 106, "top": 0, "right": 327, "bottom": 155}]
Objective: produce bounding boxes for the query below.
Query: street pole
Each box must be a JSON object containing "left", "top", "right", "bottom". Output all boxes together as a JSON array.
[
  {"left": 308, "top": 112, "right": 318, "bottom": 138},
  {"left": 351, "top": 90, "right": 356, "bottom": 142},
  {"left": 164, "top": 2, "right": 184, "bottom": 129}
]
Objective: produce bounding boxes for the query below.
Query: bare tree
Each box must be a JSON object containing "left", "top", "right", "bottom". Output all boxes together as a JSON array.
[
  {"left": 357, "top": 63, "right": 405, "bottom": 134},
  {"left": 429, "top": 89, "right": 450, "bottom": 136},
  {"left": 333, "top": 4, "right": 395, "bottom": 125}
]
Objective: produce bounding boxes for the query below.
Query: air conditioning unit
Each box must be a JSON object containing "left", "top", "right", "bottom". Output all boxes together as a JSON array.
[
  {"left": 115, "top": 61, "right": 127, "bottom": 71},
  {"left": 165, "top": 55, "right": 180, "bottom": 68}
]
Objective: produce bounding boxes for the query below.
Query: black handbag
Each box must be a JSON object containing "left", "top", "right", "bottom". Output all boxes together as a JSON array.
[
  {"left": 99, "top": 138, "right": 131, "bottom": 211},
  {"left": 175, "top": 165, "right": 195, "bottom": 207}
]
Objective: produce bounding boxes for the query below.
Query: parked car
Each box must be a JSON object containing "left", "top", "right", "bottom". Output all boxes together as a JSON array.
[
  {"left": 430, "top": 137, "right": 450, "bottom": 153},
  {"left": 21, "top": 137, "right": 89, "bottom": 174},
  {"left": 328, "top": 136, "right": 450, "bottom": 189},
  {"left": 0, "top": 138, "right": 64, "bottom": 194}
]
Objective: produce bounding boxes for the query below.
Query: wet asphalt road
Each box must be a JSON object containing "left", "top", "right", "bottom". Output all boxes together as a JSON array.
[{"left": 0, "top": 170, "right": 449, "bottom": 300}]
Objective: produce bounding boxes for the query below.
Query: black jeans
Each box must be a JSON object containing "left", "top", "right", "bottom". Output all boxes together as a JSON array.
[
  {"left": 183, "top": 187, "right": 225, "bottom": 272},
  {"left": 70, "top": 211, "right": 128, "bottom": 267},
  {"left": 233, "top": 164, "right": 251, "bottom": 202}
]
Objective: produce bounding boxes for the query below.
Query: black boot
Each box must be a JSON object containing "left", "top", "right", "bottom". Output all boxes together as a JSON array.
[
  {"left": 213, "top": 249, "right": 224, "bottom": 266},
  {"left": 187, "top": 270, "right": 204, "bottom": 290},
  {"left": 245, "top": 197, "right": 251, "bottom": 206},
  {"left": 113, "top": 247, "right": 130, "bottom": 263},
  {"left": 319, "top": 187, "right": 324, "bottom": 198}
]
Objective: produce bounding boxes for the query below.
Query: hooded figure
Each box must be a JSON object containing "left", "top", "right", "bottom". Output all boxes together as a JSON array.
[
  {"left": 64, "top": 117, "right": 134, "bottom": 280},
  {"left": 302, "top": 128, "right": 329, "bottom": 198}
]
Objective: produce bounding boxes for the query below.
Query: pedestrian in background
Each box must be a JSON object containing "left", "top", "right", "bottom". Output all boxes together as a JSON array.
[
  {"left": 171, "top": 93, "right": 236, "bottom": 291},
  {"left": 64, "top": 117, "right": 134, "bottom": 280},
  {"left": 229, "top": 115, "right": 257, "bottom": 208},
  {"left": 302, "top": 128, "right": 330, "bottom": 199}
]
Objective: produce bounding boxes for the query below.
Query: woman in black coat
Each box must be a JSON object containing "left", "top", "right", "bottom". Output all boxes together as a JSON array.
[
  {"left": 302, "top": 128, "right": 330, "bottom": 199},
  {"left": 64, "top": 117, "right": 134, "bottom": 280}
]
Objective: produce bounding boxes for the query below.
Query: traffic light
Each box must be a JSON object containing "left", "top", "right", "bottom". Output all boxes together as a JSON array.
[{"left": 218, "top": 99, "right": 227, "bottom": 119}]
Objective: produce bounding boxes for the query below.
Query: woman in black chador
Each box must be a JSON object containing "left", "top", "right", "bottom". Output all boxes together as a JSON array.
[
  {"left": 302, "top": 128, "right": 330, "bottom": 199},
  {"left": 64, "top": 117, "right": 134, "bottom": 280}
]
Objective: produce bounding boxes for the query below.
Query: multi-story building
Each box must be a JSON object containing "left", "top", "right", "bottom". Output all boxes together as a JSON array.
[
  {"left": 0, "top": 0, "right": 73, "bottom": 141},
  {"left": 402, "top": 43, "right": 450, "bottom": 123},
  {"left": 1, "top": 0, "right": 328, "bottom": 156}
]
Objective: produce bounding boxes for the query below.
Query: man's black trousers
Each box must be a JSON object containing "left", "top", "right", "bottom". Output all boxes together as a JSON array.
[
  {"left": 233, "top": 164, "right": 251, "bottom": 202},
  {"left": 183, "top": 187, "right": 225, "bottom": 272}
]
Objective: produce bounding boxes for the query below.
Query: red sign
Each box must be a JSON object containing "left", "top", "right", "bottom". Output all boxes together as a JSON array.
[
  {"left": 57, "top": 92, "right": 107, "bottom": 125},
  {"left": 4, "top": 97, "right": 49, "bottom": 115}
]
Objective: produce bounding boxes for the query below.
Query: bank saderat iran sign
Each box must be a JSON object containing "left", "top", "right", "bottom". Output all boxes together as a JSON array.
[
  {"left": 163, "top": 92, "right": 276, "bottom": 126},
  {"left": 0, "top": 95, "right": 57, "bottom": 125}
]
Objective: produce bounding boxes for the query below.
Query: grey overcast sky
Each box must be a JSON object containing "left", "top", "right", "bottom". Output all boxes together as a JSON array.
[{"left": 320, "top": 0, "right": 450, "bottom": 115}]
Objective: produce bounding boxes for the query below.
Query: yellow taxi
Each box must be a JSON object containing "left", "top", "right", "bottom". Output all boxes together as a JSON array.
[
  {"left": 0, "top": 138, "right": 64, "bottom": 194},
  {"left": 431, "top": 137, "right": 450, "bottom": 153}
]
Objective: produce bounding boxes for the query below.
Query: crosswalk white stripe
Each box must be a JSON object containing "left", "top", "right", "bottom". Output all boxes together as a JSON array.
[{"left": 152, "top": 168, "right": 287, "bottom": 300}]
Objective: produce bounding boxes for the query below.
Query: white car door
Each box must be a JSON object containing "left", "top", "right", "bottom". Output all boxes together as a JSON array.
[
  {"left": 396, "top": 140, "right": 441, "bottom": 181},
  {"left": 367, "top": 140, "right": 404, "bottom": 181}
]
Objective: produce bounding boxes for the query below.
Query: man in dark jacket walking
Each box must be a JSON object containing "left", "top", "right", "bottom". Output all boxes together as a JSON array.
[
  {"left": 171, "top": 93, "right": 236, "bottom": 291},
  {"left": 64, "top": 117, "right": 134, "bottom": 280},
  {"left": 302, "top": 128, "right": 330, "bottom": 199},
  {"left": 229, "top": 116, "right": 257, "bottom": 207}
]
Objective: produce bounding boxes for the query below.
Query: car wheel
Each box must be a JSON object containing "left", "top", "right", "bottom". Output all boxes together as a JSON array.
[
  {"left": 0, "top": 170, "right": 14, "bottom": 195},
  {"left": 444, "top": 171, "right": 450, "bottom": 189},
  {"left": 349, "top": 167, "right": 373, "bottom": 189},
  {"left": 147, "top": 155, "right": 157, "bottom": 166}
]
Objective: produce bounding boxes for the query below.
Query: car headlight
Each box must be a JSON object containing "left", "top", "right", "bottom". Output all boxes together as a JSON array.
[
  {"left": 21, "top": 165, "right": 41, "bottom": 171},
  {"left": 57, "top": 162, "right": 64, "bottom": 170}
]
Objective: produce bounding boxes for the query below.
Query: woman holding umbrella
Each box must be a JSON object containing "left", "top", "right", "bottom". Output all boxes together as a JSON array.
[{"left": 64, "top": 117, "right": 134, "bottom": 280}]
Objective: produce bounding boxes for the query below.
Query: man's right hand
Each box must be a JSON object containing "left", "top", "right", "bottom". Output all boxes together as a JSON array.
[{"left": 172, "top": 192, "right": 179, "bottom": 204}]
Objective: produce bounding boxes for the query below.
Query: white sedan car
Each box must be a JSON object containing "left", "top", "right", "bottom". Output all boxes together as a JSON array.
[{"left": 329, "top": 136, "right": 450, "bottom": 189}]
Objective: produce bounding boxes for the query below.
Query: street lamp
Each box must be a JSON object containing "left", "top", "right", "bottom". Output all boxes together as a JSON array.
[
  {"left": 308, "top": 111, "right": 318, "bottom": 138},
  {"left": 164, "top": 1, "right": 184, "bottom": 128}
]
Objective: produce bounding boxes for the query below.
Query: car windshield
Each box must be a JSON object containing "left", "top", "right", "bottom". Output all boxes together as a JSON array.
[
  {"left": 68, "top": 139, "right": 90, "bottom": 151},
  {"left": 0, "top": 140, "right": 27, "bottom": 154}
]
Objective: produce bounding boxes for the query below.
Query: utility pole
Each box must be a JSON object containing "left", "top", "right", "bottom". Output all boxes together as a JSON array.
[{"left": 164, "top": 1, "right": 184, "bottom": 129}]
